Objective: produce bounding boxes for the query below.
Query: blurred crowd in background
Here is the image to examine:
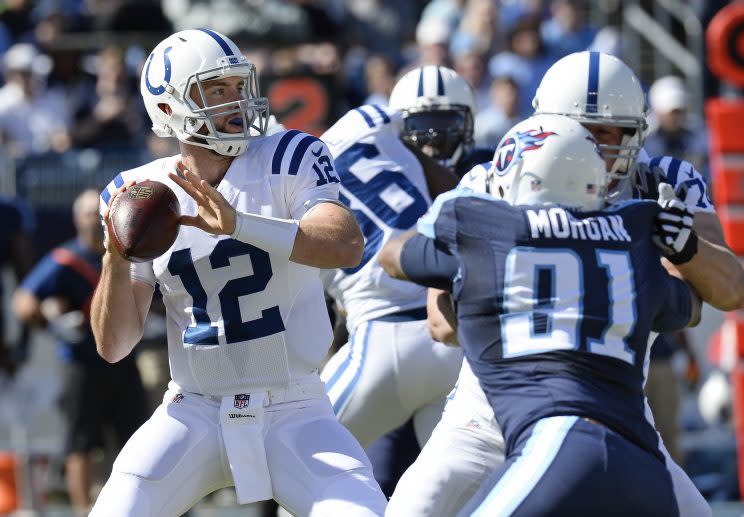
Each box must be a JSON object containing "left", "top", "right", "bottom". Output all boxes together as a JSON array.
[
  {"left": 0, "top": 0, "right": 737, "bottom": 513},
  {"left": 0, "top": 0, "right": 721, "bottom": 202}
]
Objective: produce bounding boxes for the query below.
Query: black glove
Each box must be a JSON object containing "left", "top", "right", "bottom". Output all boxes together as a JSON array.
[
  {"left": 633, "top": 161, "right": 666, "bottom": 200},
  {"left": 652, "top": 183, "right": 698, "bottom": 264},
  {"left": 633, "top": 162, "right": 690, "bottom": 202}
]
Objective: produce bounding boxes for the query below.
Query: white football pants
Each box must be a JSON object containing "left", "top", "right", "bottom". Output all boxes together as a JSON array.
[
  {"left": 90, "top": 376, "right": 387, "bottom": 517},
  {"left": 321, "top": 317, "right": 463, "bottom": 447}
]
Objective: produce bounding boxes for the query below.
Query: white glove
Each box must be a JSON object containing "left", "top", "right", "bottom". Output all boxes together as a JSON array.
[{"left": 652, "top": 183, "right": 698, "bottom": 264}]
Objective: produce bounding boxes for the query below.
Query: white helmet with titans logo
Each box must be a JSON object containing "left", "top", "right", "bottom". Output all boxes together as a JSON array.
[
  {"left": 488, "top": 114, "right": 607, "bottom": 211},
  {"left": 140, "top": 29, "right": 269, "bottom": 157}
]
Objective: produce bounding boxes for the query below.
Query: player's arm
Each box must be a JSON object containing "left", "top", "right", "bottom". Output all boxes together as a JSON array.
[
  {"left": 427, "top": 288, "right": 458, "bottom": 346},
  {"left": 654, "top": 274, "right": 702, "bottom": 331},
  {"left": 378, "top": 230, "right": 458, "bottom": 291},
  {"left": 282, "top": 138, "right": 363, "bottom": 268},
  {"left": 679, "top": 212, "right": 744, "bottom": 310},
  {"left": 403, "top": 142, "right": 460, "bottom": 197},
  {"left": 169, "top": 156, "right": 363, "bottom": 270},
  {"left": 669, "top": 217, "right": 743, "bottom": 311},
  {"left": 92, "top": 254, "right": 154, "bottom": 363},
  {"left": 688, "top": 287, "right": 702, "bottom": 327},
  {"left": 288, "top": 201, "right": 363, "bottom": 268},
  {"left": 91, "top": 183, "right": 155, "bottom": 363},
  {"left": 379, "top": 229, "right": 417, "bottom": 280},
  {"left": 653, "top": 183, "right": 744, "bottom": 311}
]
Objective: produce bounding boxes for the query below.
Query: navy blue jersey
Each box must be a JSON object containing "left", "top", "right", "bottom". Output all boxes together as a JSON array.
[
  {"left": 402, "top": 189, "right": 692, "bottom": 457},
  {"left": 21, "top": 239, "right": 101, "bottom": 363}
]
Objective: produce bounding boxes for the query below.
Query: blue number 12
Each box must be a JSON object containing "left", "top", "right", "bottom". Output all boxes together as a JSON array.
[{"left": 167, "top": 238, "right": 285, "bottom": 345}]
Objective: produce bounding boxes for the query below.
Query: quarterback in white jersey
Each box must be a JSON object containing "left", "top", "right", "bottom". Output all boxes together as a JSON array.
[
  {"left": 386, "top": 52, "right": 744, "bottom": 517},
  {"left": 320, "top": 66, "right": 472, "bottom": 449},
  {"left": 89, "top": 29, "right": 386, "bottom": 517}
]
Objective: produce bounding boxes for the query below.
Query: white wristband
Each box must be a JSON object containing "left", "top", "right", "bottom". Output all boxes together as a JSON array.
[{"left": 230, "top": 211, "right": 299, "bottom": 259}]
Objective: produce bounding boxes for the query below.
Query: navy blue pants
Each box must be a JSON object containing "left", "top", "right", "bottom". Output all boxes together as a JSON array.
[
  {"left": 458, "top": 416, "right": 679, "bottom": 517},
  {"left": 365, "top": 417, "right": 420, "bottom": 497}
]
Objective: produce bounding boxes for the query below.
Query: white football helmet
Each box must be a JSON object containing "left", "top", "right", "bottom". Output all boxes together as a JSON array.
[
  {"left": 140, "top": 29, "right": 269, "bottom": 157},
  {"left": 532, "top": 51, "right": 647, "bottom": 181},
  {"left": 389, "top": 65, "right": 475, "bottom": 167},
  {"left": 487, "top": 114, "right": 607, "bottom": 211}
]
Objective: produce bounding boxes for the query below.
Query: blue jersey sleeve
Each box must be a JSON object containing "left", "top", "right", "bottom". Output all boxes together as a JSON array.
[
  {"left": 20, "top": 254, "right": 62, "bottom": 299},
  {"left": 652, "top": 276, "right": 692, "bottom": 333},
  {"left": 399, "top": 233, "right": 459, "bottom": 291}
]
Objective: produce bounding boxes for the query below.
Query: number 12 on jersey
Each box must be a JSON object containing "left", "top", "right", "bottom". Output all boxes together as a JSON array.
[{"left": 167, "top": 238, "right": 285, "bottom": 345}]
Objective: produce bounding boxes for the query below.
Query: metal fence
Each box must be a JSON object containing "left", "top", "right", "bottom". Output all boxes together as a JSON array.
[{"left": 2, "top": 147, "right": 146, "bottom": 204}]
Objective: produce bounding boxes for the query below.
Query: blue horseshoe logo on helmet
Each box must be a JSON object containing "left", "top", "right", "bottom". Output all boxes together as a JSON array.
[{"left": 145, "top": 46, "right": 172, "bottom": 95}]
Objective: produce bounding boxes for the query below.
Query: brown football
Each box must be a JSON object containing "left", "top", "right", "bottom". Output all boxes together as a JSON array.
[{"left": 106, "top": 180, "right": 180, "bottom": 262}]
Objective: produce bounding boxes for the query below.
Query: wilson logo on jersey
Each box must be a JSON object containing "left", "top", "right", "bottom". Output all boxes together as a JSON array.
[{"left": 495, "top": 130, "right": 557, "bottom": 175}]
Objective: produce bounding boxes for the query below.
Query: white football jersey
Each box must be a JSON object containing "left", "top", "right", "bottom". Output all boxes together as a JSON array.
[
  {"left": 458, "top": 149, "right": 715, "bottom": 212},
  {"left": 100, "top": 130, "right": 339, "bottom": 396},
  {"left": 321, "top": 104, "right": 433, "bottom": 332},
  {"left": 622, "top": 149, "right": 715, "bottom": 213}
]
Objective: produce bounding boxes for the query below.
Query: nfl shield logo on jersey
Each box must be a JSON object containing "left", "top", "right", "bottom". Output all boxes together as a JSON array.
[{"left": 234, "top": 394, "right": 250, "bottom": 409}]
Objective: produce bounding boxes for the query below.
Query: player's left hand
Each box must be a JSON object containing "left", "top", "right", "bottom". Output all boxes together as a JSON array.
[
  {"left": 652, "top": 183, "right": 698, "bottom": 265},
  {"left": 169, "top": 165, "right": 237, "bottom": 235}
]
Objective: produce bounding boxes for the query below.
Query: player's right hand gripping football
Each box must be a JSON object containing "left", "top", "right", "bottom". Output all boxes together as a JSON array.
[
  {"left": 652, "top": 182, "right": 698, "bottom": 265},
  {"left": 102, "top": 180, "right": 136, "bottom": 260},
  {"left": 168, "top": 165, "right": 237, "bottom": 235}
]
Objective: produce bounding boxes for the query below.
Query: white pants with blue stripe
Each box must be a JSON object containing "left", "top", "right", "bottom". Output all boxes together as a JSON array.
[{"left": 321, "top": 316, "right": 462, "bottom": 447}]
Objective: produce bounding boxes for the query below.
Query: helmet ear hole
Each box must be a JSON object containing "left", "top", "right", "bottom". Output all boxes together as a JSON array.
[
  {"left": 158, "top": 103, "right": 172, "bottom": 116},
  {"left": 498, "top": 185, "right": 505, "bottom": 199}
]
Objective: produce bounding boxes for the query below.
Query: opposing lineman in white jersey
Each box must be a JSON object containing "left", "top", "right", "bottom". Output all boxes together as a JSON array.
[
  {"left": 386, "top": 51, "right": 744, "bottom": 517},
  {"left": 89, "top": 28, "right": 386, "bottom": 517},
  {"left": 320, "top": 66, "right": 473, "bottom": 451}
]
